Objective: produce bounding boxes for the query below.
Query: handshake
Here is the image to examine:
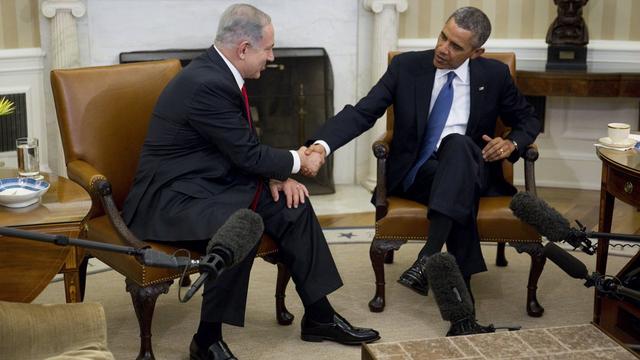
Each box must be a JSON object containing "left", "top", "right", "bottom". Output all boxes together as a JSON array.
[{"left": 296, "top": 144, "right": 326, "bottom": 177}]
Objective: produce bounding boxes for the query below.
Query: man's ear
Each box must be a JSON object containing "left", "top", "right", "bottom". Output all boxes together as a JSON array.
[
  {"left": 469, "top": 47, "right": 485, "bottom": 60},
  {"left": 237, "top": 41, "right": 250, "bottom": 60}
]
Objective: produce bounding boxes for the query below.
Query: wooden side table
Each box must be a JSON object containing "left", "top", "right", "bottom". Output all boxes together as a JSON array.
[
  {"left": 595, "top": 147, "right": 640, "bottom": 346},
  {"left": 517, "top": 62, "right": 640, "bottom": 129},
  {"left": 0, "top": 169, "right": 91, "bottom": 303}
]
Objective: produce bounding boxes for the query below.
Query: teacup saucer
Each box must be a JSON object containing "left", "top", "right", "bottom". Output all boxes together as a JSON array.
[{"left": 598, "top": 137, "right": 637, "bottom": 148}]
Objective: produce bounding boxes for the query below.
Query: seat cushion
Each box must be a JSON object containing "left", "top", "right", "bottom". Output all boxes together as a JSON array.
[
  {"left": 375, "top": 196, "right": 540, "bottom": 243},
  {"left": 87, "top": 215, "right": 280, "bottom": 286},
  {"left": 0, "top": 301, "right": 114, "bottom": 360}
]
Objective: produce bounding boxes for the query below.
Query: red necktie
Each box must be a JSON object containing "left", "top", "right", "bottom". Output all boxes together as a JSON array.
[
  {"left": 242, "top": 84, "right": 262, "bottom": 209},
  {"left": 241, "top": 85, "right": 253, "bottom": 129}
]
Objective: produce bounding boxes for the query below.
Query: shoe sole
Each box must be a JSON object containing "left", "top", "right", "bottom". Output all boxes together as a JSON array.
[
  {"left": 397, "top": 278, "right": 429, "bottom": 296},
  {"left": 301, "top": 334, "right": 381, "bottom": 345}
]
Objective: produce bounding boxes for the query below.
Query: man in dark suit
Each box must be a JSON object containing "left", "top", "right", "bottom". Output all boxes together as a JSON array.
[
  {"left": 122, "top": 4, "right": 379, "bottom": 359},
  {"left": 307, "top": 7, "right": 540, "bottom": 304}
]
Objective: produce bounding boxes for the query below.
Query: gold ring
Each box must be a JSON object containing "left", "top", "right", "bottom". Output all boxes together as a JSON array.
[{"left": 499, "top": 148, "right": 504, "bottom": 154}]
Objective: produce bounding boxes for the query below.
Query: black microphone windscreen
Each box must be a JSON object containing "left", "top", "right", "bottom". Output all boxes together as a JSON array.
[
  {"left": 206, "top": 209, "right": 264, "bottom": 265},
  {"left": 543, "top": 242, "right": 589, "bottom": 280},
  {"left": 425, "top": 253, "right": 474, "bottom": 322},
  {"left": 509, "top": 192, "right": 570, "bottom": 242}
]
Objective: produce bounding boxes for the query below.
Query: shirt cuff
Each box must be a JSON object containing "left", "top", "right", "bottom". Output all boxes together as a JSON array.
[
  {"left": 313, "top": 140, "right": 331, "bottom": 156},
  {"left": 290, "top": 150, "right": 301, "bottom": 174}
]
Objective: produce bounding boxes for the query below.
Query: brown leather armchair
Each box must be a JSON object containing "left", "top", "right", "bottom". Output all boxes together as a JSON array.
[
  {"left": 369, "top": 52, "right": 546, "bottom": 317},
  {"left": 51, "top": 59, "right": 292, "bottom": 360}
]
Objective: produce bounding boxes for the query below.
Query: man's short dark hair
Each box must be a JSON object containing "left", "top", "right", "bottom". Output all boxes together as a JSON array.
[{"left": 448, "top": 7, "right": 492, "bottom": 49}]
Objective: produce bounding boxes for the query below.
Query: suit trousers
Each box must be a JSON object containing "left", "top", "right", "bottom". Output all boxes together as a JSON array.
[
  {"left": 400, "top": 134, "right": 489, "bottom": 276},
  {"left": 199, "top": 184, "right": 344, "bottom": 326}
]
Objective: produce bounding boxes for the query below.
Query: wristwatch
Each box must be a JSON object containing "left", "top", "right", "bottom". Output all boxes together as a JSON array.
[{"left": 510, "top": 139, "right": 519, "bottom": 151}]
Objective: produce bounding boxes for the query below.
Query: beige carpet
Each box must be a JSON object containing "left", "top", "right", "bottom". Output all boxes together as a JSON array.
[{"left": 34, "top": 243, "right": 630, "bottom": 360}]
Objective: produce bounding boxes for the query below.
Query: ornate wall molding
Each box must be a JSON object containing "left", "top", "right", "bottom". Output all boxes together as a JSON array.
[
  {"left": 41, "top": 0, "right": 86, "bottom": 18},
  {"left": 363, "top": 0, "right": 408, "bottom": 13}
]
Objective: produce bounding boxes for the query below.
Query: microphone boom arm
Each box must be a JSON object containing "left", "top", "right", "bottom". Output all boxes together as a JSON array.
[
  {"left": 564, "top": 220, "right": 640, "bottom": 255},
  {"left": 0, "top": 226, "right": 192, "bottom": 269},
  {"left": 0, "top": 226, "right": 144, "bottom": 256}
]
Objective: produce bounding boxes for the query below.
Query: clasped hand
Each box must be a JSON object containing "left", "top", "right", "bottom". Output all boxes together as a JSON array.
[
  {"left": 269, "top": 178, "right": 309, "bottom": 208},
  {"left": 297, "top": 144, "right": 326, "bottom": 177},
  {"left": 481, "top": 134, "right": 515, "bottom": 162}
]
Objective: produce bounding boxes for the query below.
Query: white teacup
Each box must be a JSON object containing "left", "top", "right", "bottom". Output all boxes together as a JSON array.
[{"left": 608, "top": 122, "right": 631, "bottom": 144}]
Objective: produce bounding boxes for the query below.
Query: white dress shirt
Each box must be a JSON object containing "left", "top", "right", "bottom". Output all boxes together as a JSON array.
[
  {"left": 431, "top": 58, "right": 470, "bottom": 149},
  {"left": 316, "top": 58, "right": 471, "bottom": 157},
  {"left": 214, "top": 46, "right": 300, "bottom": 174}
]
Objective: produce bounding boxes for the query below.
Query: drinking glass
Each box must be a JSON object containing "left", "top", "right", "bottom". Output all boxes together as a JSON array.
[{"left": 16, "top": 137, "right": 40, "bottom": 177}]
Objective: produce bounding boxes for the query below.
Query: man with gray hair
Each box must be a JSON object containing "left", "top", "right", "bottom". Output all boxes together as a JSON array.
[
  {"left": 123, "top": 4, "right": 379, "bottom": 359},
  {"left": 306, "top": 6, "right": 540, "bottom": 331}
]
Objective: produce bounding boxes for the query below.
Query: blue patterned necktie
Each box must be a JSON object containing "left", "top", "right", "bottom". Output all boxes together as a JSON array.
[{"left": 403, "top": 71, "right": 456, "bottom": 191}]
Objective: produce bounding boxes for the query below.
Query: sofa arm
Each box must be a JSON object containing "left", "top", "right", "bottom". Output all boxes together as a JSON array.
[{"left": 0, "top": 301, "right": 114, "bottom": 360}]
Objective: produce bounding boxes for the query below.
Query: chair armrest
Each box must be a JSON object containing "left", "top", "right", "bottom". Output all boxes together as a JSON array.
[
  {"left": 67, "top": 160, "right": 107, "bottom": 221},
  {"left": 91, "top": 178, "right": 149, "bottom": 250},
  {"left": 67, "top": 160, "right": 147, "bottom": 250},
  {"left": 522, "top": 144, "right": 539, "bottom": 196},
  {"left": 372, "top": 130, "right": 393, "bottom": 160},
  {"left": 372, "top": 131, "right": 393, "bottom": 220}
]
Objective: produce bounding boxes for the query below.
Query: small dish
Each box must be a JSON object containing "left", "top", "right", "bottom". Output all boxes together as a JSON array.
[
  {"left": 598, "top": 137, "right": 637, "bottom": 148},
  {"left": 0, "top": 177, "right": 50, "bottom": 208}
]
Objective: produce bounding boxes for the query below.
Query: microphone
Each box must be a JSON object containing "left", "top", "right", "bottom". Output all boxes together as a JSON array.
[
  {"left": 509, "top": 192, "right": 596, "bottom": 254},
  {"left": 182, "top": 209, "right": 264, "bottom": 302},
  {"left": 139, "top": 248, "right": 194, "bottom": 269},
  {"left": 424, "top": 253, "right": 497, "bottom": 336},
  {"left": 543, "top": 242, "right": 640, "bottom": 302}
]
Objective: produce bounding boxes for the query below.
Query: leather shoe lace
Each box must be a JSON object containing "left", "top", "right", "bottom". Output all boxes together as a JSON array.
[
  {"left": 190, "top": 336, "right": 237, "bottom": 360},
  {"left": 397, "top": 256, "right": 429, "bottom": 296},
  {"left": 301, "top": 313, "right": 381, "bottom": 345}
]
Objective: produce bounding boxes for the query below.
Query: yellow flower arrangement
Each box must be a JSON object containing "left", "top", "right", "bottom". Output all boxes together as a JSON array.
[{"left": 0, "top": 97, "right": 15, "bottom": 116}]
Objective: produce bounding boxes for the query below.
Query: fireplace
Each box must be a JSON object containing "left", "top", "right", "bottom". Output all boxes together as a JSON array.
[
  {"left": 0, "top": 93, "right": 27, "bottom": 152},
  {"left": 120, "top": 47, "right": 335, "bottom": 194}
]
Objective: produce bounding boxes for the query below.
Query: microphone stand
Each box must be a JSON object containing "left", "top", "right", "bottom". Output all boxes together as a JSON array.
[
  {"left": 0, "top": 226, "right": 144, "bottom": 256},
  {"left": 564, "top": 220, "right": 640, "bottom": 255},
  {"left": 0, "top": 226, "right": 195, "bottom": 269}
]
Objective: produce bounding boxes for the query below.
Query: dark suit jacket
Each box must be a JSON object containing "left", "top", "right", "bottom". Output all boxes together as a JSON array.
[
  {"left": 312, "top": 50, "right": 540, "bottom": 195},
  {"left": 122, "top": 46, "right": 293, "bottom": 241}
]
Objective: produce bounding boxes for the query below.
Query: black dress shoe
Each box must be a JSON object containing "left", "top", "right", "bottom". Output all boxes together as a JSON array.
[
  {"left": 446, "top": 318, "right": 495, "bottom": 337},
  {"left": 397, "top": 256, "right": 429, "bottom": 296},
  {"left": 189, "top": 336, "right": 237, "bottom": 360},
  {"left": 301, "top": 313, "right": 381, "bottom": 345}
]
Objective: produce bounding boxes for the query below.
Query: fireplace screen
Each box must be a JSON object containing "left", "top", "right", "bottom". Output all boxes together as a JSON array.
[
  {"left": 120, "top": 47, "right": 335, "bottom": 194},
  {"left": 0, "top": 93, "right": 27, "bottom": 152}
]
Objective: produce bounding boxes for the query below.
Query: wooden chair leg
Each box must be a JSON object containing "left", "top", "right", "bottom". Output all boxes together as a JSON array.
[
  {"left": 496, "top": 242, "right": 509, "bottom": 267},
  {"left": 275, "top": 262, "right": 294, "bottom": 325},
  {"left": 369, "top": 240, "right": 386, "bottom": 312},
  {"left": 126, "top": 278, "right": 172, "bottom": 360},
  {"left": 384, "top": 250, "right": 395, "bottom": 264},
  {"left": 512, "top": 242, "right": 546, "bottom": 317},
  {"left": 78, "top": 255, "right": 89, "bottom": 301}
]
